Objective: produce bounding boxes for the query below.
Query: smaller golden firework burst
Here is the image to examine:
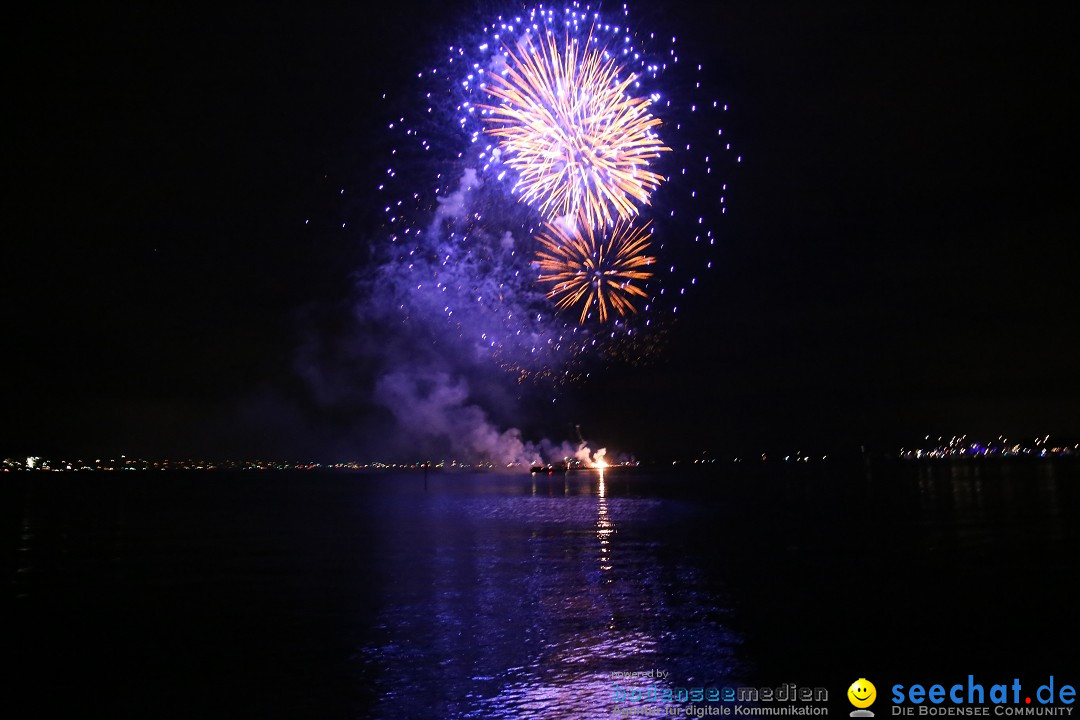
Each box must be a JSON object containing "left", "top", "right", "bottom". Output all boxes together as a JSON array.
[{"left": 534, "top": 216, "right": 656, "bottom": 324}]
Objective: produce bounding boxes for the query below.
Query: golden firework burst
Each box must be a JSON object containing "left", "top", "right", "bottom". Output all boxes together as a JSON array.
[{"left": 534, "top": 216, "right": 656, "bottom": 324}]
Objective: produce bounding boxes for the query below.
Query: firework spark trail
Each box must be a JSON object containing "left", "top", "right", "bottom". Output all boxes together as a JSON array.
[
  {"left": 482, "top": 29, "right": 669, "bottom": 229},
  {"left": 535, "top": 216, "right": 655, "bottom": 324}
]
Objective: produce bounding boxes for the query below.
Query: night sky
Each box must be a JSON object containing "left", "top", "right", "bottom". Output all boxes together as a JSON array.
[{"left": 6, "top": 1, "right": 1078, "bottom": 461}]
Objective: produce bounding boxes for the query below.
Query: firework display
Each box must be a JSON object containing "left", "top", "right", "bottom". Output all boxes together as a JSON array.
[
  {"left": 481, "top": 30, "right": 669, "bottom": 229},
  {"left": 535, "top": 217, "right": 655, "bottom": 324},
  {"left": 368, "top": 2, "right": 738, "bottom": 381}
]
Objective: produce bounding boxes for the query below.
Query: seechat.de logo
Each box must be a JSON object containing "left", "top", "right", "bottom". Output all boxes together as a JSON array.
[{"left": 849, "top": 679, "right": 878, "bottom": 717}]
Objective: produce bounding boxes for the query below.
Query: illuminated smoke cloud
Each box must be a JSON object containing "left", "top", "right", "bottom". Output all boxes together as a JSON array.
[
  {"left": 426, "top": 167, "right": 481, "bottom": 238},
  {"left": 374, "top": 368, "right": 539, "bottom": 465}
]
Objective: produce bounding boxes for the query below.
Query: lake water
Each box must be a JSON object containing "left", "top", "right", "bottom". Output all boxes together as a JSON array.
[{"left": 4, "top": 460, "right": 1078, "bottom": 717}]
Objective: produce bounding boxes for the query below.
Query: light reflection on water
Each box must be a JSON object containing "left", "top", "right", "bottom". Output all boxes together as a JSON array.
[
  {"left": 908, "top": 461, "right": 1069, "bottom": 550},
  {"left": 358, "top": 471, "right": 744, "bottom": 719}
]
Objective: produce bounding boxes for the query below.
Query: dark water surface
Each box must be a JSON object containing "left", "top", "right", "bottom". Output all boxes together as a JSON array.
[{"left": 4, "top": 461, "right": 1078, "bottom": 717}]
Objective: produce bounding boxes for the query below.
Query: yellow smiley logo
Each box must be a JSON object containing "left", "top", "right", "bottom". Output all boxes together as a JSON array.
[{"left": 848, "top": 678, "right": 877, "bottom": 709}]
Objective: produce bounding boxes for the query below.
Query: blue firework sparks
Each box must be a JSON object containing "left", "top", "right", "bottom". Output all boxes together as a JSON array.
[{"left": 367, "top": 1, "right": 739, "bottom": 384}]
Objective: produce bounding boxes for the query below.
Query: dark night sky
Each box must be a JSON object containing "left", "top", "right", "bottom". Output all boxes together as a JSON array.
[{"left": 5, "top": 1, "right": 1078, "bottom": 460}]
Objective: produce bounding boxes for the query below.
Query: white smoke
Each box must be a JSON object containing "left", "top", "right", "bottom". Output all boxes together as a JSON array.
[
  {"left": 373, "top": 368, "right": 537, "bottom": 466},
  {"left": 426, "top": 167, "right": 481, "bottom": 238},
  {"left": 576, "top": 444, "right": 607, "bottom": 468},
  {"left": 372, "top": 367, "right": 606, "bottom": 469}
]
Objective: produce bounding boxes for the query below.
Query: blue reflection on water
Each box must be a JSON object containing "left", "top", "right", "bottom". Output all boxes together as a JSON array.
[{"left": 356, "top": 471, "right": 745, "bottom": 718}]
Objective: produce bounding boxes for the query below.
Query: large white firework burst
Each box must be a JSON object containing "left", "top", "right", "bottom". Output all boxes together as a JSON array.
[{"left": 482, "top": 29, "right": 669, "bottom": 229}]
